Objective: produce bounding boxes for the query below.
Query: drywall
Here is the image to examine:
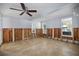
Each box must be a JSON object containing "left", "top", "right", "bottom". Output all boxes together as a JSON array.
[
  {"left": 2, "top": 16, "right": 32, "bottom": 28},
  {"left": 0, "top": 29, "right": 2, "bottom": 46},
  {"left": 43, "top": 13, "right": 79, "bottom": 29},
  {"left": 72, "top": 16, "right": 79, "bottom": 28},
  {"left": 72, "top": 6, "right": 79, "bottom": 28},
  {"left": 0, "top": 13, "right": 2, "bottom": 45},
  {"left": 43, "top": 17, "right": 62, "bottom": 28},
  {"left": 43, "top": 16, "right": 79, "bottom": 29}
]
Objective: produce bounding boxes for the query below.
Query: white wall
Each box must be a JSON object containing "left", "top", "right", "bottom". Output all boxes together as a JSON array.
[
  {"left": 0, "top": 15, "right": 32, "bottom": 45},
  {"left": 43, "top": 14, "right": 79, "bottom": 29},
  {"left": 2, "top": 16, "right": 32, "bottom": 28},
  {"left": 0, "top": 13, "right": 3, "bottom": 45},
  {"left": 0, "top": 29, "right": 2, "bottom": 45},
  {"left": 43, "top": 17, "right": 61, "bottom": 28},
  {"left": 43, "top": 16, "right": 79, "bottom": 29},
  {"left": 72, "top": 6, "right": 79, "bottom": 28},
  {"left": 72, "top": 16, "right": 79, "bottom": 28}
]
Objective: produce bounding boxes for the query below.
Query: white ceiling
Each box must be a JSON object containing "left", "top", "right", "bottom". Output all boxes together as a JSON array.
[{"left": 0, "top": 3, "right": 76, "bottom": 22}]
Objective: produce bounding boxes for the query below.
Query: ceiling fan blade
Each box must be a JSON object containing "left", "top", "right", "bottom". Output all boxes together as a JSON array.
[
  {"left": 20, "top": 11, "right": 25, "bottom": 15},
  {"left": 27, "top": 12, "right": 32, "bottom": 16},
  {"left": 10, "top": 8, "right": 23, "bottom": 11},
  {"left": 28, "top": 10, "right": 37, "bottom": 12},
  {"left": 20, "top": 3, "right": 26, "bottom": 10}
]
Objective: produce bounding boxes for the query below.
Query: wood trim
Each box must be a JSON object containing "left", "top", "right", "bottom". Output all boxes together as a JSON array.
[
  {"left": 12, "top": 28, "right": 15, "bottom": 42},
  {"left": 22, "top": 29, "right": 24, "bottom": 40},
  {"left": 51, "top": 28, "right": 54, "bottom": 38}
]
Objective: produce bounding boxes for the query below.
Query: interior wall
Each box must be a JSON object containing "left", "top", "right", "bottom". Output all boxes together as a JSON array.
[
  {"left": 72, "top": 16, "right": 79, "bottom": 28},
  {"left": 2, "top": 16, "right": 32, "bottom": 28},
  {"left": 1, "top": 15, "right": 32, "bottom": 44},
  {"left": 0, "top": 13, "right": 3, "bottom": 45},
  {"left": 0, "top": 29, "right": 2, "bottom": 45},
  {"left": 72, "top": 6, "right": 79, "bottom": 28},
  {"left": 1, "top": 4, "right": 79, "bottom": 43},
  {"left": 43, "top": 17, "right": 61, "bottom": 28},
  {"left": 43, "top": 16, "right": 79, "bottom": 29}
]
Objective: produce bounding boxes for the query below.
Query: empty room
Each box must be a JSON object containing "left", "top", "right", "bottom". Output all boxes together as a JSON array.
[{"left": 0, "top": 3, "right": 79, "bottom": 56}]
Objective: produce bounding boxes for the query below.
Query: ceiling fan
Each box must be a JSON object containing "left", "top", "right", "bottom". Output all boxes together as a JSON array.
[{"left": 10, "top": 3, "right": 37, "bottom": 16}]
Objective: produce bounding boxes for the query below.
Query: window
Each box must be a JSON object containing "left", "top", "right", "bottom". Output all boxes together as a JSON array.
[
  {"left": 61, "top": 17, "right": 73, "bottom": 36},
  {"left": 32, "top": 22, "right": 42, "bottom": 33}
]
